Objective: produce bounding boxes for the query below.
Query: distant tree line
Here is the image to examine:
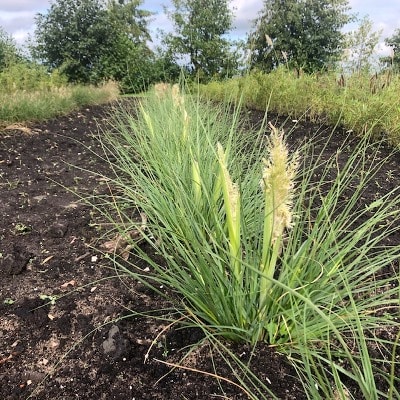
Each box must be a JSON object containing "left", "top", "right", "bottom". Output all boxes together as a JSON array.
[{"left": 1, "top": 0, "right": 400, "bottom": 93}]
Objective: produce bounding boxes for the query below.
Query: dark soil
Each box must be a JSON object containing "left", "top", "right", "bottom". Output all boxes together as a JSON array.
[{"left": 0, "top": 102, "right": 399, "bottom": 400}]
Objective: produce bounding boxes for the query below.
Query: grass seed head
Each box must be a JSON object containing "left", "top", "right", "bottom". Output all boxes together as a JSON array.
[
  {"left": 217, "top": 143, "right": 240, "bottom": 223},
  {"left": 172, "top": 83, "right": 184, "bottom": 108},
  {"left": 154, "top": 82, "right": 170, "bottom": 99},
  {"left": 265, "top": 34, "right": 274, "bottom": 48},
  {"left": 191, "top": 158, "right": 202, "bottom": 205},
  {"left": 217, "top": 142, "right": 241, "bottom": 280},
  {"left": 182, "top": 108, "right": 189, "bottom": 141},
  {"left": 261, "top": 123, "right": 298, "bottom": 242}
]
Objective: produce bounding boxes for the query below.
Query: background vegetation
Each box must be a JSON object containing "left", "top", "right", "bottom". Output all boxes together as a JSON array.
[
  {"left": 3, "top": 0, "right": 400, "bottom": 88},
  {"left": 248, "top": 0, "right": 352, "bottom": 74},
  {"left": 0, "top": 33, "right": 119, "bottom": 126},
  {"left": 163, "top": 0, "right": 238, "bottom": 80},
  {"left": 2, "top": 0, "right": 400, "bottom": 139},
  {"left": 1, "top": 1, "right": 399, "bottom": 398},
  {"left": 199, "top": 67, "right": 400, "bottom": 146}
]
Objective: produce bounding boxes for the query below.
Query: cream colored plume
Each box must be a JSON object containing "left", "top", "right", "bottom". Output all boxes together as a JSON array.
[{"left": 261, "top": 123, "right": 298, "bottom": 243}]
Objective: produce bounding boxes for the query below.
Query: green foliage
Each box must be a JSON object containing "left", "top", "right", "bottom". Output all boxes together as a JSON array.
[
  {"left": 0, "top": 62, "right": 67, "bottom": 92},
  {"left": 200, "top": 69, "right": 400, "bottom": 146},
  {"left": 0, "top": 26, "right": 20, "bottom": 71},
  {"left": 249, "top": 0, "right": 352, "bottom": 73},
  {"left": 150, "top": 49, "right": 182, "bottom": 84},
  {"left": 343, "top": 16, "right": 382, "bottom": 73},
  {"left": 164, "top": 0, "right": 237, "bottom": 80},
  {"left": 382, "top": 29, "right": 400, "bottom": 71},
  {"left": 98, "top": 0, "right": 156, "bottom": 93},
  {"left": 107, "top": 0, "right": 151, "bottom": 44},
  {"left": 0, "top": 81, "right": 119, "bottom": 124},
  {"left": 95, "top": 86, "right": 399, "bottom": 398},
  {"left": 32, "top": 0, "right": 154, "bottom": 91},
  {"left": 33, "top": 0, "right": 112, "bottom": 82},
  {"left": 97, "top": 36, "right": 154, "bottom": 93}
]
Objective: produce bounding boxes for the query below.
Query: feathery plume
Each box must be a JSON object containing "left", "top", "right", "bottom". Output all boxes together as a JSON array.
[
  {"left": 154, "top": 82, "right": 169, "bottom": 99},
  {"left": 217, "top": 143, "right": 241, "bottom": 281},
  {"left": 265, "top": 34, "right": 274, "bottom": 48},
  {"left": 261, "top": 123, "right": 298, "bottom": 244},
  {"left": 172, "top": 83, "right": 184, "bottom": 108}
]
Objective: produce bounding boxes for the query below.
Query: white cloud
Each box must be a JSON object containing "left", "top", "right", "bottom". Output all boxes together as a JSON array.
[
  {"left": 11, "top": 29, "right": 32, "bottom": 44},
  {"left": 0, "top": 12, "right": 36, "bottom": 45},
  {"left": 348, "top": 0, "right": 400, "bottom": 34},
  {"left": 0, "top": 0, "right": 50, "bottom": 13},
  {"left": 149, "top": 10, "right": 172, "bottom": 35},
  {"left": 230, "top": 0, "right": 263, "bottom": 34},
  {"left": 0, "top": 2, "right": 48, "bottom": 44}
]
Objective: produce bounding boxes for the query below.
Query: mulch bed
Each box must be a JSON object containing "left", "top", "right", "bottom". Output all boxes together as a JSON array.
[{"left": 0, "top": 102, "right": 399, "bottom": 399}]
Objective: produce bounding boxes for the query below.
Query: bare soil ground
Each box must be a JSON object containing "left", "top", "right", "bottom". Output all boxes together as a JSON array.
[{"left": 0, "top": 102, "right": 399, "bottom": 399}]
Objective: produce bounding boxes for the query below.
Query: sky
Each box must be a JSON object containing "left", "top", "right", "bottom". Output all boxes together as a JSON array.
[{"left": 1, "top": 0, "right": 400, "bottom": 57}]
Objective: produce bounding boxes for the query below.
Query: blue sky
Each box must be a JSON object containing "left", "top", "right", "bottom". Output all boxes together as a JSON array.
[{"left": 1, "top": 0, "right": 400, "bottom": 57}]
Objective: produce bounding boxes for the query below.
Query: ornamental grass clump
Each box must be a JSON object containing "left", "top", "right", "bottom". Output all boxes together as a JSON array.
[
  {"left": 258, "top": 123, "right": 298, "bottom": 334},
  {"left": 99, "top": 84, "right": 301, "bottom": 343},
  {"left": 97, "top": 85, "right": 400, "bottom": 399}
]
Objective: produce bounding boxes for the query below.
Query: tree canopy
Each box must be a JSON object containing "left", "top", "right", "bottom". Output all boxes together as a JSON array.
[
  {"left": 343, "top": 16, "right": 382, "bottom": 73},
  {"left": 382, "top": 29, "right": 400, "bottom": 71},
  {"left": 163, "top": 0, "right": 237, "bottom": 80},
  {"left": 32, "top": 0, "right": 154, "bottom": 90},
  {"left": 0, "top": 27, "right": 20, "bottom": 71},
  {"left": 248, "top": 0, "right": 352, "bottom": 73}
]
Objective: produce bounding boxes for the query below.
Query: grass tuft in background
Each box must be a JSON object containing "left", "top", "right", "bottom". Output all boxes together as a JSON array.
[
  {"left": 199, "top": 67, "right": 400, "bottom": 147},
  {"left": 0, "top": 63, "right": 119, "bottom": 126}
]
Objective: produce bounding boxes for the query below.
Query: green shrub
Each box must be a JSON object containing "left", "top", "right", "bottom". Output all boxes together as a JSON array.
[{"left": 0, "top": 62, "right": 67, "bottom": 92}]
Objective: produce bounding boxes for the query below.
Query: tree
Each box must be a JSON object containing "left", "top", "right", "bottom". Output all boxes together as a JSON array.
[
  {"left": 32, "top": 0, "right": 153, "bottom": 88},
  {"left": 150, "top": 47, "right": 181, "bottom": 83},
  {"left": 163, "top": 0, "right": 236, "bottom": 80},
  {"left": 382, "top": 29, "right": 400, "bottom": 71},
  {"left": 99, "top": 0, "right": 156, "bottom": 92},
  {"left": 33, "top": 0, "right": 111, "bottom": 82},
  {"left": 0, "top": 27, "right": 19, "bottom": 71},
  {"left": 107, "top": 0, "right": 151, "bottom": 44},
  {"left": 248, "top": 0, "right": 352, "bottom": 74},
  {"left": 343, "top": 16, "right": 381, "bottom": 73}
]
